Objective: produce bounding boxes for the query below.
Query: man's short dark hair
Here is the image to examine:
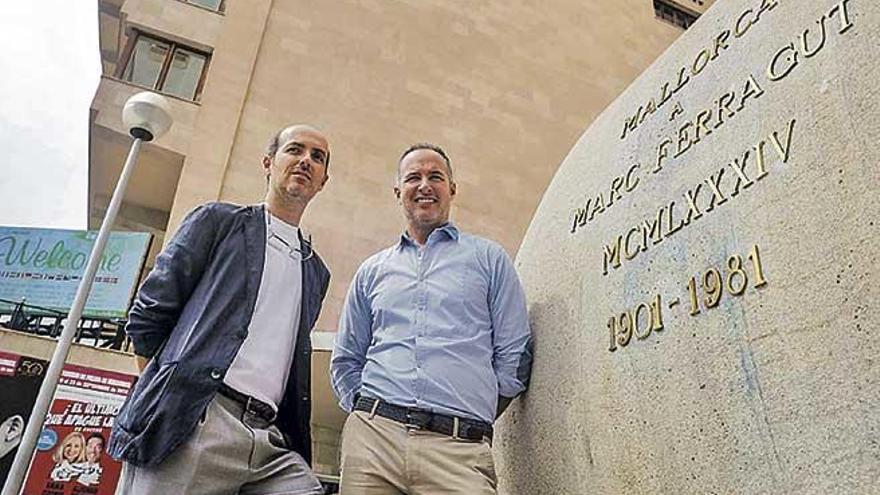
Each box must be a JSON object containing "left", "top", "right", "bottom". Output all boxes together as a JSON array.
[
  {"left": 398, "top": 143, "right": 452, "bottom": 179},
  {"left": 266, "top": 125, "right": 331, "bottom": 169}
]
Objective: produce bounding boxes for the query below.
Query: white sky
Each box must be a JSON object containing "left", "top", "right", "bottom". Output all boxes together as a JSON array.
[{"left": 0, "top": 1, "right": 100, "bottom": 229}]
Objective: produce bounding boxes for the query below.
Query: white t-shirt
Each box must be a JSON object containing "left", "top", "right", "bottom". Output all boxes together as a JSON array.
[{"left": 224, "top": 209, "right": 302, "bottom": 409}]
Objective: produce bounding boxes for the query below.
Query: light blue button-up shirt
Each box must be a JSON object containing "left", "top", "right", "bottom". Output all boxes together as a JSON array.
[{"left": 331, "top": 223, "right": 533, "bottom": 423}]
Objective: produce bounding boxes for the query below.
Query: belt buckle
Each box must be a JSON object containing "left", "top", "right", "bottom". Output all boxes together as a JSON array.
[
  {"left": 243, "top": 396, "right": 255, "bottom": 418},
  {"left": 244, "top": 396, "right": 269, "bottom": 423}
]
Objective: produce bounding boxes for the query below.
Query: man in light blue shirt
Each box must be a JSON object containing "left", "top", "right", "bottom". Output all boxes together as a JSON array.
[{"left": 331, "top": 143, "right": 533, "bottom": 494}]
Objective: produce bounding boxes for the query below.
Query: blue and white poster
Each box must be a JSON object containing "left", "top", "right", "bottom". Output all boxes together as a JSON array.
[{"left": 0, "top": 227, "right": 152, "bottom": 318}]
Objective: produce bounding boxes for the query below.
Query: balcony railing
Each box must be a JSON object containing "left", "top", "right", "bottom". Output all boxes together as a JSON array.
[{"left": 0, "top": 298, "right": 131, "bottom": 352}]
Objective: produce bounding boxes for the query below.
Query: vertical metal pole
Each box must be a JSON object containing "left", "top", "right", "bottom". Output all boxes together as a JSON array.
[{"left": 2, "top": 138, "right": 144, "bottom": 495}]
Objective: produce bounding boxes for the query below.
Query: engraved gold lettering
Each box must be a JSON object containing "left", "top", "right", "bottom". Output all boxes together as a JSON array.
[
  {"left": 715, "top": 92, "right": 736, "bottom": 129},
  {"left": 829, "top": 0, "right": 853, "bottom": 34},
  {"left": 748, "top": 244, "right": 768, "bottom": 287},
  {"left": 603, "top": 236, "right": 622, "bottom": 276},
  {"left": 801, "top": 15, "right": 828, "bottom": 58},
  {"left": 711, "top": 30, "right": 731, "bottom": 60},
  {"left": 588, "top": 193, "right": 606, "bottom": 221},
  {"left": 694, "top": 109, "right": 714, "bottom": 143},
  {"left": 738, "top": 74, "right": 765, "bottom": 112},
  {"left": 633, "top": 303, "right": 652, "bottom": 340},
  {"left": 726, "top": 255, "right": 748, "bottom": 295},
  {"left": 769, "top": 119, "right": 796, "bottom": 163},
  {"left": 597, "top": 117, "right": 797, "bottom": 275},
  {"left": 608, "top": 317, "right": 617, "bottom": 352},
  {"left": 608, "top": 177, "right": 624, "bottom": 207},
  {"left": 669, "top": 101, "right": 685, "bottom": 122},
  {"left": 616, "top": 0, "right": 790, "bottom": 144},
  {"left": 703, "top": 268, "right": 723, "bottom": 308},
  {"left": 674, "top": 66, "right": 690, "bottom": 92},
  {"left": 684, "top": 183, "right": 703, "bottom": 223},
  {"left": 704, "top": 168, "right": 728, "bottom": 212},
  {"left": 621, "top": 107, "right": 643, "bottom": 140},
  {"left": 624, "top": 227, "right": 642, "bottom": 260},
  {"left": 728, "top": 150, "right": 753, "bottom": 197},
  {"left": 692, "top": 48, "right": 712, "bottom": 76},
  {"left": 659, "top": 82, "right": 673, "bottom": 106},
  {"left": 675, "top": 122, "right": 695, "bottom": 158},
  {"left": 754, "top": 0, "right": 779, "bottom": 22},
  {"left": 666, "top": 200, "right": 687, "bottom": 237},
  {"left": 654, "top": 139, "right": 674, "bottom": 173},
  {"left": 753, "top": 140, "right": 769, "bottom": 180},
  {"left": 650, "top": 294, "right": 665, "bottom": 332},
  {"left": 641, "top": 99, "right": 658, "bottom": 124},
  {"left": 617, "top": 312, "right": 633, "bottom": 347},
  {"left": 735, "top": 9, "right": 755, "bottom": 37},
  {"left": 571, "top": 207, "right": 587, "bottom": 234},
  {"left": 625, "top": 163, "right": 641, "bottom": 192},
  {"left": 687, "top": 277, "right": 700, "bottom": 315},
  {"left": 642, "top": 206, "right": 665, "bottom": 248},
  {"left": 768, "top": 43, "right": 799, "bottom": 81}
]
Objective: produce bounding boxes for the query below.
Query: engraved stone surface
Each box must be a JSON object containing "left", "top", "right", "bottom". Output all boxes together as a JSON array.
[{"left": 495, "top": 0, "right": 879, "bottom": 493}]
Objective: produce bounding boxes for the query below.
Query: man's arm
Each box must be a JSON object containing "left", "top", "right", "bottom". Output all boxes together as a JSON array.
[
  {"left": 330, "top": 267, "right": 374, "bottom": 412},
  {"left": 488, "top": 245, "right": 534, "bottom": 419},
  {"left": 126, "top": 205, "right": 217, "bottom": 364}
]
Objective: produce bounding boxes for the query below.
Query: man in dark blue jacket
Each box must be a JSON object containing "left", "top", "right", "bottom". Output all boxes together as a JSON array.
[{"left": 109, "top": 125, "right": 332, "bottom": 494}]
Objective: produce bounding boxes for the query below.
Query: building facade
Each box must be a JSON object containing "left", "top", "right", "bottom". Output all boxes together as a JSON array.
[{"left": 88, "top": 0, "right": 695, "bottom": 479}]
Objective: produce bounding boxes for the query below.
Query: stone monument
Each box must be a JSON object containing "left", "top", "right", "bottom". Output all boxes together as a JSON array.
[{"left": 495, "top": 0, "right": 879, "bottom": 493}]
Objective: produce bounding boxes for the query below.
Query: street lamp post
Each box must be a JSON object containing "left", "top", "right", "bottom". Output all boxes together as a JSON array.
[{"left": 2, "top": 92, "right": 172, "bottom": 495}]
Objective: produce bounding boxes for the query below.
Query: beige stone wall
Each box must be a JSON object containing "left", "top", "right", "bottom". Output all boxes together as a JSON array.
[
  {"left": 496, "top": 0, "right": 880, "bottom": 492},
  {"left": 122, "top": 0, "right": 223, "bottom": 52},
  {"left": 92, "top": 76, "right": 199, "bottom": 157},
  {"left": 164, "top": 0, "right": 273, "bottom": 240},
  {"left": 211, "top": 0, "right": 681, "bottom": 330}
]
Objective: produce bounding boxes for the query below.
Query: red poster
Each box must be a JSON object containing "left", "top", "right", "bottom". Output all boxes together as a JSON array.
[{"left": 21, "top": 364, "right": 135, "bottom": 495}]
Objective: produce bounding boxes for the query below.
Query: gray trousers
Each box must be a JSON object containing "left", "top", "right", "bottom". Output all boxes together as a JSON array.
[{"left": 118, "top": 394, "right": 323, "bottom": 495}]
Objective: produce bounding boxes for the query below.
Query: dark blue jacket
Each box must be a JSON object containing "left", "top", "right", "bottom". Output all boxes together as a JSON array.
[{"left": 108, "top": 202, "right": 330, "bottom": 467}]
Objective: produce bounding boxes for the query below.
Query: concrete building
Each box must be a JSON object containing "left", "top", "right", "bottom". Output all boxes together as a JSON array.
[{"left": 87, "top": 0, "right": 698, "bottom": 480}]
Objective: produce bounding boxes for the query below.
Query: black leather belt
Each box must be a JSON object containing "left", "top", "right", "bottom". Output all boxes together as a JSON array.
[
  {"left": 218, "top": 384, "right": 276, "bottom": 424},
  {"left": 354, "top": 396, "right": 493, "bottom": 442}
]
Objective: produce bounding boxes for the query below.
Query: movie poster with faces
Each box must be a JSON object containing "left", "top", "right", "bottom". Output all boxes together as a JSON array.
[
  {"left": 19, "top": 363, "right": 136, "bottom": 495},
  {"left": 0, "top": 351, "right": 48, "bottom": 485}
]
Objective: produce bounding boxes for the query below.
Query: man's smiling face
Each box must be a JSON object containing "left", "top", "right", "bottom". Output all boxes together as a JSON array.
[{"left": 395, "top": 148, "right": 456, "bottom": 236}]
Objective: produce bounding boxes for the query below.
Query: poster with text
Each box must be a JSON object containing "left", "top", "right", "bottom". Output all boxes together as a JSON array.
[{"left": 21, "top": 364, "right": 136, "bottom": 495}]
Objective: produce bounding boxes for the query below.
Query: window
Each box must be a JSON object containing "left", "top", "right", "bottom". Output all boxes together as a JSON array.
[
  {"left": 182, "top": 0, "right": 224, "bottom": 13},
  {"left": 120, "top": 33, "right": 209, "bottom": 101},
  {"left": 653, "top": 0, "right": 700, "bottom": 29}
]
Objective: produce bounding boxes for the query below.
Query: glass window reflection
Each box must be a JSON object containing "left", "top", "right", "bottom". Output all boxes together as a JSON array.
[
  {"left": 119, "top": 33, "right": 209, "bottom": 102},
  {"left": 163, "top": 49, "right": 207, "bottom": 101},
  {"left": 122, "top": 37, "right": 169, "bottom": 89}
]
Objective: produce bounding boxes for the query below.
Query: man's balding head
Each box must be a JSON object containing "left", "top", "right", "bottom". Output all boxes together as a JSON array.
[{"left": 266, "top": 124, "right": 331, "bottom": 169}]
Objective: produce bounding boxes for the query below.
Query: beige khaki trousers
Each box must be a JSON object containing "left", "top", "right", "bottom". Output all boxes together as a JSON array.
[{"left": 339, "top": 410, "right": 497, "bottom": 495}]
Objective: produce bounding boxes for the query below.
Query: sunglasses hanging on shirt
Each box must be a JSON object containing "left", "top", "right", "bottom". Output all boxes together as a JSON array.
[{"left": 267, "top": 213, "right": 314, "bottom": 261}]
